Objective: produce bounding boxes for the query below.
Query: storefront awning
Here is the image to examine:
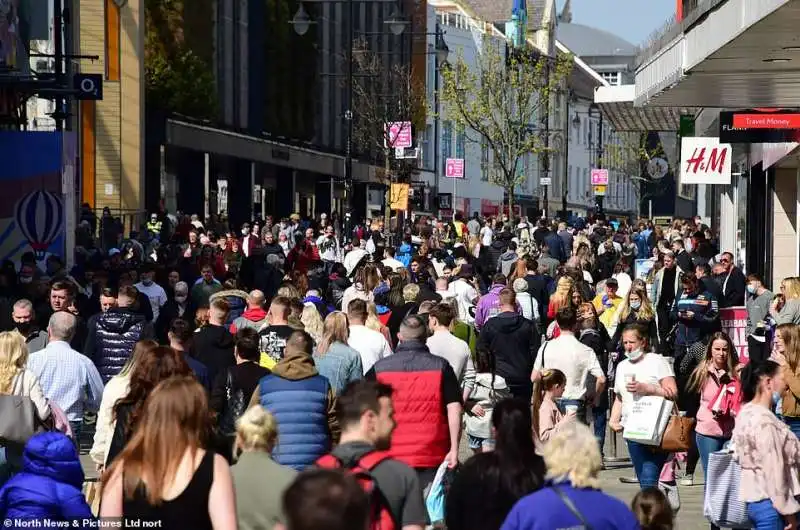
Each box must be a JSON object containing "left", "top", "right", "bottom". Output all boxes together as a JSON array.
[
  {"left": 634, "top": 0, "right": 800, "bottom": 108},
  {"left": 593, "top": 85, "right": 697, "bottom": 132}
]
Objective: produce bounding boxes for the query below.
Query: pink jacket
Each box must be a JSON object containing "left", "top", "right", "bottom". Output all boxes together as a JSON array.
[
  {"left": 695, "top": 368, "right": 738, "bottom": 438},
  {"left": 49, "top": 402, "right": 73, "bottom": 439}
]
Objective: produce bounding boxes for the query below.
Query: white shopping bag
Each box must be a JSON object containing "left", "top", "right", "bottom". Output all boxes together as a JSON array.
[{"left": 623, "top": 396, "right": 673, "bottom": 446}]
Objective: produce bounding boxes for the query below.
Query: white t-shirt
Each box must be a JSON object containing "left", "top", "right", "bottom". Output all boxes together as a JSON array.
[
  {"left": 614, "top": 353, "right": 675, "bottom": 426},
  {"left": 348, "top": 325, "right": 393, "bottom": 374},
  {"left": 134, "top": 282, "right": 167, "bottom": 321},
  {"left": 448, "top": 279, "right": 478, "bottom": 325},
  {"left": 480, "top": 226, "right": 493, "bottom": 247},
  {"left": 381, "top": 257, "right": 405, "bottom": 271},
  {"left": 533, "top": 333, "right": 604, "bottom": 400}
]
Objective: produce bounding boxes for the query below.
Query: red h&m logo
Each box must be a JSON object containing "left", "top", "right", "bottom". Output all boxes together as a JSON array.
[{"left": 684, "top": 146, "right": 728, "bottom": 175}]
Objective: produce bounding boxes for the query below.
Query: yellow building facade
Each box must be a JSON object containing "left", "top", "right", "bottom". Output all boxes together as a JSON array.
[{"left": 77, "top": 0, "right": 144, "bottom": 214}]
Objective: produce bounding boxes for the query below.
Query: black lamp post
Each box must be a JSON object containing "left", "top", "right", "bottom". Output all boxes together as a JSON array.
[
  {"left": 291, "top": 0, "right": 408, "bottom": 240},
  {"left": 588, "top": 102, "right": 604, "bottom": 216}
]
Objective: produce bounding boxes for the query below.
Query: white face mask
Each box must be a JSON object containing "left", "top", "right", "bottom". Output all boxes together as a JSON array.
[
  {"left": 626, "top": 348, "right": 645, "bottom": 362},
  {"left": 242, "top": 228, "right": 249, "bottom": 236},
  {"left": 174, "top": 294, "right": 188, "bottom": 304}
]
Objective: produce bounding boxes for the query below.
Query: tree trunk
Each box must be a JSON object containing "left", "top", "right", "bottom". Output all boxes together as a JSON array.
[{"left": 506, "top": 187, "right": 514, "bottom": 223}]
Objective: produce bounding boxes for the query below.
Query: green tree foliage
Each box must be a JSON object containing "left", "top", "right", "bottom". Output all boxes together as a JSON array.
[
  {"left": 144, "top": 0, "right": 217, "bottom": 118},
  {"left": 440, "top": 39, "right": 572, "bottom": 214}
]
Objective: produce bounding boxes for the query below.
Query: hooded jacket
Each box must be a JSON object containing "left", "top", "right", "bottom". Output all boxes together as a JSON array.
[
  {"left": 193, "top": 325, "right": 236, "bottom": 384},
  {"left": 210, "top": 289, "right": 249, "bottom": 328},
  {"left": 90, "top": 308, "right": 153, "bottom": 383},
  {"left": 230, "top": 307, "right": 268, "bottom": 334},
  {"left": 249, "top": 350, "right": 338, "bottom": 471},
  {"left": 477, "top": 312, "right": 538, "bottom": 386},
  {"left": 497, "top": 251, "right": 519, "bottom": 278},
  {"left": 0, "top": 432, "right": 92, "bottom": 522}
]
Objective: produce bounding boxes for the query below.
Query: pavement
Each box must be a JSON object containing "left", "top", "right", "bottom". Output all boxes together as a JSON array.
[{"left": 79, "top": 421, "right": 710, "bottom": 528}]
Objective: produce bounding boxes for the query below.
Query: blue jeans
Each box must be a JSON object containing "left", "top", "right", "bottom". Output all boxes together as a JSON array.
[
  {"left": 626, "top": 440, "right": 668, "bottom": 489},
  {"left": 784, "top": 416, "right": 800, "bottom": 438},
  {"left": 695, "top": 432, "right": 728, "bottom": 483},
  {"left": 592, "top": 405, "right": 607, "bottom": 457},
  {"left": 747, "top": 499, "right": 785, "bottom": 529}
]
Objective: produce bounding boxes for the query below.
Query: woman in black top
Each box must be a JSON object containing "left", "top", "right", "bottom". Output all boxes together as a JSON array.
[
  {"left": 446, "top": 398, "right": 546, "bottom": 530},
  {"left": 101, "top": 377, "right": 236, "bottom": 530}
]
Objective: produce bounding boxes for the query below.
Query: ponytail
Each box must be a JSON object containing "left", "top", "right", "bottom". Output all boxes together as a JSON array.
[
  {"left": 532, "top": 369, "right": 566, "bottom": 439},
  {"left": 740, "top": 360, "right": 780, "bottom": 403}
]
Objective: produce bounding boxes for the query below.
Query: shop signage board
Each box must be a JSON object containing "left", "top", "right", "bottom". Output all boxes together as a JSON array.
[
  {"left": 445, "top": 158, "right": 465, "bottom": 179},
  {"left": 591, "top": 168, "right": 609, "bottom": 185},
  {"left": 720, "top": 307, "right": 749, "bottom": 363},
  {"left": 680, "top": 137, "right": 732, "bottom": 185},
  {"left": 386, "top": 121, "right": 413, "bottom": 149},
  {"left": 720, "top": 109, "right": 800, "bottom": 144}
]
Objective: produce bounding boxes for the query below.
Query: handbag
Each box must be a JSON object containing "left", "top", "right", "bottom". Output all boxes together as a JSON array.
[
  {"left": 659, "top": 405, "right": 696, "bottom": 453},
  {"left": 703, "top": 445, "right": 751, "bottom": 528},
  {"left": 0, "top": 372, "right": 47, "bottom": 445},
  {"left": 219, "top": 368, "right": 246, "bottom": 436}
]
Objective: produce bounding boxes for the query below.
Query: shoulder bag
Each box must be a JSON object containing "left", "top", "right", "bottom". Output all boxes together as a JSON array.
[
  {"left": 553, "top": 485, "right": 593, "bottom": 530},
  {"left": 0, "top": 371, "right": 47, "bottom": 446}
]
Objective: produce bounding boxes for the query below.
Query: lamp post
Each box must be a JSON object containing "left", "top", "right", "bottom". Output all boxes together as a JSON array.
[
  {"left": 433, "top": 27, "right": 449, "bottom": 215},
  {"left": 291, "top": 0, "right": 408, "bottom": 239},
  {"left": 588, "top": 102, "right": 604, "bottom": 216}
]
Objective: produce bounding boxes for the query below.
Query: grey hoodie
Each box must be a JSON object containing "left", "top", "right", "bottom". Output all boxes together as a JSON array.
[{"left": 498, "top": 251, "right": 518, "bottom": 278}]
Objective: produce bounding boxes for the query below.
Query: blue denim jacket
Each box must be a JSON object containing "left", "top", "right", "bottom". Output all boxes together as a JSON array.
[{"left": 313, "top": 342, "right": 363, "bottom": 395}]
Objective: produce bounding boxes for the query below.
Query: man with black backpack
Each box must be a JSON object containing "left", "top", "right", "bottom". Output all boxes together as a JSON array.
[{"left": 316, "top": 380, "right": 426, "bottom": 530}]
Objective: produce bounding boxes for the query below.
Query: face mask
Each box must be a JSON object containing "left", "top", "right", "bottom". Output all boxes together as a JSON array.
[
  {"left": 626, "top": 348, "right": 645, "bottom": 362},
  {"left": 18, "top": 277, "right": 32, "bottom": 284},
  {"left": 14, "top": 321, "right": 31, "bottom": 335},
  {"left": 142, "top": 278, "right": 153, "bottom": 286},
  {"left": 630, "top": 300, "right": 641, "bottom": 310},
  {"left": 174, "top": 294, "right": 188, "bottom": 304},
  {"left": 773, "top": 391, "right": 782, "bottom": 410},
  {"left": 746, "top": 285, "right": 756, "bottom": 295},
  {"left": 242, "top": 228, "right": 249, "bottom": 236}
]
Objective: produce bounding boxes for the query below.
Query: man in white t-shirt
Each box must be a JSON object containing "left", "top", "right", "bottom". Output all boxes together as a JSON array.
[
  {"left": 381, "top": 247, "right": 405, "bottom": 272},
  {"left": 480, "top": 220, "right": 494, "bottom": 247},
  {"left": 448, "top": 265, "right": 479, "bottom": 325},
  {"left": 346, "top": 299, "right": 393, "bottom": 374},
  {"left": 531, "top": 306, "right": 606, "bottom": 420},
  {"left": 134, "top": 264, "right": 167, "bottom": 322}
]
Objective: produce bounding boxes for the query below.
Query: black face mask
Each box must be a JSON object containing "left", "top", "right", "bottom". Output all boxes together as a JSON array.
[{"left": 14, "top": 321, "right": 32, "bottom": 335}]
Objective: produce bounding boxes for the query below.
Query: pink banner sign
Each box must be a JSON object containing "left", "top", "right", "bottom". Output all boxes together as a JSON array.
[
  {"left": 387, "top": 121, "right": 413, "bottom": 149},
  {"left": 445, "top": 158, "right": 465, "bottom": 179},
  {"left": 720, "top": 306, "right": 749, "bottom": 363},
  {"left": 591, "top": 168, "right": 609, "bottom": 185}
]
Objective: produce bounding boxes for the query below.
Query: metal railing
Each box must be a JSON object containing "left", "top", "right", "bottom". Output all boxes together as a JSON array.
[{"left": 634, "top": 0, "right": 727, "bottom": 68}]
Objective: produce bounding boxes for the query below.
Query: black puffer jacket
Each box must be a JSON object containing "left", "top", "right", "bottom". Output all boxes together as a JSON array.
[{"left": 90, "top": 308, "right": 154, "bottom": 383}]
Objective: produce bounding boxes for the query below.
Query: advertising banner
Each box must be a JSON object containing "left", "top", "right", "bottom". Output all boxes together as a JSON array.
[{"left": 719, "top": 306, "right": 749, "bottom": 363}]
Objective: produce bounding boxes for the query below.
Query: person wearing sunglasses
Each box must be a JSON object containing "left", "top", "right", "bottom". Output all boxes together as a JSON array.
[{"left": 714, "top": 252, "right": 746, "bottom": 309}]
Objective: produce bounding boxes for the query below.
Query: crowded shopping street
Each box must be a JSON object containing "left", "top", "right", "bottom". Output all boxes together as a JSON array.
[{"left": 10, "top": 0, "right": 800, "bottom": 528}]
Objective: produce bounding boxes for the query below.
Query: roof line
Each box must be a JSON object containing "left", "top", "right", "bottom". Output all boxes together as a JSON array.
[
  {"left": 556, "top": 40, "right": 609, "bottom": 87},
  {"left": 429, "top": 0, "right": 507, "bottom": 38}
]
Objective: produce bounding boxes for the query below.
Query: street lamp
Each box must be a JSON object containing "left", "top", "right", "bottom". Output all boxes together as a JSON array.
[
  {"left": 290, "top": 0, "right": 407, "bottom": 239},
  {"left": 588, "top": 102, "right": 604, "bottom": 216}
]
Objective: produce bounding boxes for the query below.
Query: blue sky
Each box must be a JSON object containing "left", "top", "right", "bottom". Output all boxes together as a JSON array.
[{"left": 558, "top": 0, "right": 677, "bottom": 46}]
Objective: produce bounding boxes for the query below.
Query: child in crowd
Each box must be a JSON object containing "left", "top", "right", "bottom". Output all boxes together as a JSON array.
[
  {"left": 532, "top": 368, "right": 575, "bottom": 446},
  {"left": 464, "top": 349, "right": 510, "bottom": 454},
  {"left": 631, "top": 487, "right": 674, "bottom": 530}
]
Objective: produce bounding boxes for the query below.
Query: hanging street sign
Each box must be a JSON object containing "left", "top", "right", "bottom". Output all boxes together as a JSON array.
[
  {"left": 679, "top": 137, "right": 732, "bottom": 185},
  {"left": 386, "top": 121, "right": 413, "bottom": 149},
  {"left": 593, "top": 185, "right": 607, "bottom": 196},
  {"left": 445, "top": 158, "right": 465, "bottom": 179},
  {"left": 590, "top": 168, "right": 609, "bottom": 186}
]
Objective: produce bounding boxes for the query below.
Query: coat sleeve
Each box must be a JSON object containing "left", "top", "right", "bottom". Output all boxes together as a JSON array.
[
  {"left": 327, "top": 387, "right": 340, "bottom": 444},
  {"left": 59, "top": 489, "right": 94, "bottom": 521}
]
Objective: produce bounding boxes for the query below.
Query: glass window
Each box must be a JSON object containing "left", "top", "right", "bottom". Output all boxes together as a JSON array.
[{"left": 442, "top": 121, "right": 453, "bottom": 176}]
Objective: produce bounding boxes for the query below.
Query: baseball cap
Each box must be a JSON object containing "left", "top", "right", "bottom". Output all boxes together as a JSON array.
[{"left": 108, "top": 248, "right": 121, "bottom": 257}]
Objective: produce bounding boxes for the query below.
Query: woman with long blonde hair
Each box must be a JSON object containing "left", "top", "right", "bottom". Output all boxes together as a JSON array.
[
  {"left": 312, "top": 312, "right": 363, "bottom": 395},
  {"left": 684, "top": 331, "right": 740, "bottom": 485},
  {"left": 773, "top": 323, "right": 800, "bottom": 438},
  {"left": 0, "top": 331, "right": 50, "bottom": 481},
  {"left": 300, "top": 304, "right": 324, "bottom": 344},
  {"left": 90, "top": 340, "right": 159, "bottom": 470},
  {"left": 101, "top": 377, "right": 236, "bottom": 529},
  {"left": 366, "top": 302, "right": 392, "bottom": 344},
  {"left": 772, "top": 276, "right": 800, "bottom": 325},
  {"left": 547, "top": 277, "right": 574, "bottom": 320},
  {"left": 610, "top": 286, "right": 658, "bottom": 353}
]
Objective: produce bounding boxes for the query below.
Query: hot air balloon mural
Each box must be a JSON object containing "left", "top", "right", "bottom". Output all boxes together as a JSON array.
[{"left": 14, "top": 190, "right": 64, "bottom": 260}]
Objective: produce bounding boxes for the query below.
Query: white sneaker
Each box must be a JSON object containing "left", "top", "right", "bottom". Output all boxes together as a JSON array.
[
  {"left": 678, "top": 475, "right": 693, "bottom": 486},
  {"left": 659, "top": 480, "right": 681, "bottom": 513}
]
